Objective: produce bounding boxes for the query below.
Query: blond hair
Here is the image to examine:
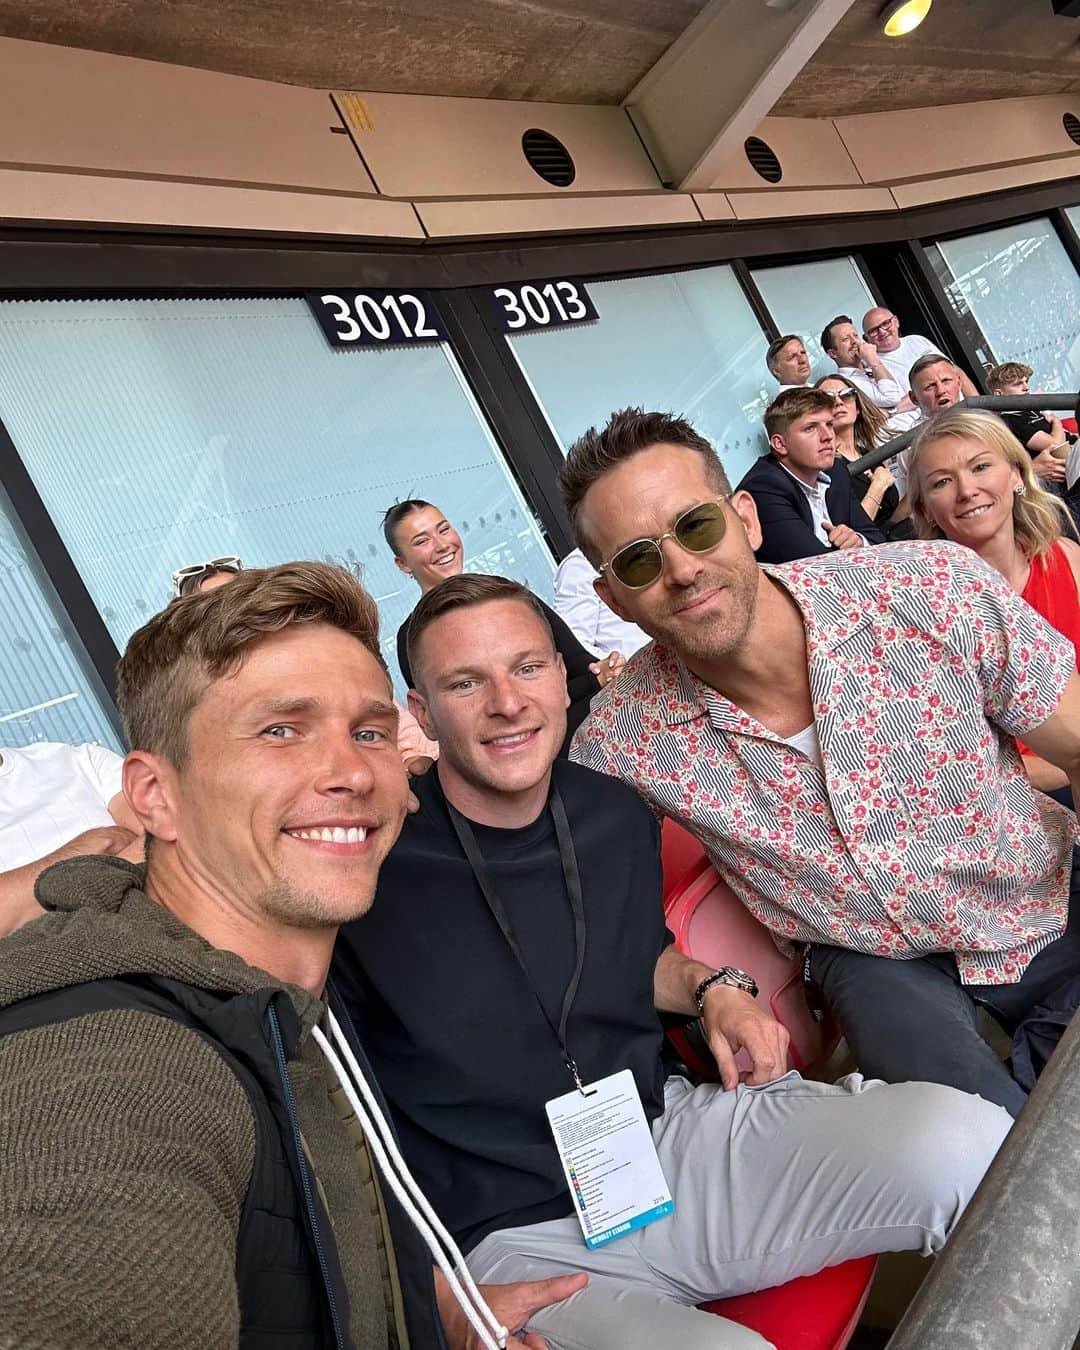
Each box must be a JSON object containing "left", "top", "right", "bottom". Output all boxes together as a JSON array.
[
  {"left": 907, "top": 409, "right": 1071, "bottom": 559},
  {"left": 117, "top": 561, "right": 386, "bottom": 767}
]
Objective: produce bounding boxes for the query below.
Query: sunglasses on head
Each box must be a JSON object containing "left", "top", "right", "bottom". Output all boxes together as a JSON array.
[
  {"left": 171, "top": 555, "right": 243, "bottom": 598},
  {"left": 601, "top": 501, "right": 729, "bottom": 590}
]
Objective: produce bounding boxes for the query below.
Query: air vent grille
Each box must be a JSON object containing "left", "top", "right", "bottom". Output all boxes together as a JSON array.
[
  {"left": 1065, "top": 112, "right": 1080, "bottom": 147},
  {"left": 522, "top": 129, "right": 576, "bottom": 188},
  {"left": 744, "top": 136, "right": 782, "bottom": 184}
]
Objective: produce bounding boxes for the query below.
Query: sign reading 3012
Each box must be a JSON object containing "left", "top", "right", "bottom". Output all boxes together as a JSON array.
[
  {"left": 306, "top": 289, "right": 449, "bottom": 348},
  {"left": 487, "top": 279, "right": 599, "bottom": 334}
]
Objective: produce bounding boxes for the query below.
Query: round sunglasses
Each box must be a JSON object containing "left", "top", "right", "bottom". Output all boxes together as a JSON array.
[{"left": 600, "top": 500, "right": 728, "bottom": 590}]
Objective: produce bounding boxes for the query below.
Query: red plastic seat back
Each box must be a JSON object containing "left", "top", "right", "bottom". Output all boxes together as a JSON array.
[{"left": 661, "top": 819, "right": 832, "bottom": 1073}]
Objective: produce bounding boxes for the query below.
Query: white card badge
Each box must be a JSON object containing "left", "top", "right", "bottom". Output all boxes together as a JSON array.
[{"left": 545, "top": 1068, "right": 675, "bottom": 1249}]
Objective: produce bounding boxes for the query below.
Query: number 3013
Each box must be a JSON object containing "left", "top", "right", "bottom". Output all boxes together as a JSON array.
[{"left": 492, "top": 281, "right": 592, "bottom": 330}]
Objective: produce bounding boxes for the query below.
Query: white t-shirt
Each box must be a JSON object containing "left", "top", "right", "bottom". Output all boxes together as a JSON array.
[
  {"left": 0, "top": 741, "right": 124, "bottom": 871},
  {"left": 877, "top": 334, "right": 941, "bottom": 393}
]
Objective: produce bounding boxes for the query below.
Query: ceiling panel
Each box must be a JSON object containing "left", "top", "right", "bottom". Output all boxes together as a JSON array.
[
  {"left": 772, "top": 0, "right": 1080, "bottom": 117},
  {"left": 0, "top": 0, "right": 708, "bottom": 103}
]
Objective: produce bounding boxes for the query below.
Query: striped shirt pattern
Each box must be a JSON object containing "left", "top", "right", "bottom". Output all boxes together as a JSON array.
[{"left": 572, "top": 541, "right": 1078, "bottom": 985}]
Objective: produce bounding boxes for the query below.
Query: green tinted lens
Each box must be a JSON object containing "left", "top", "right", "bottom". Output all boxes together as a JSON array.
[
  {"left": 674, "top": 503, "right": 727, "bottom": 553},
  {"left": 611, "top": 539, "right": 664, "bottom": 588}
]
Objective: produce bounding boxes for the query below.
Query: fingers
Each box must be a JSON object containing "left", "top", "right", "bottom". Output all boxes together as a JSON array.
[
  {"left": 99, "top": 827, "right": 138, "bottom": 855},
  {"left": 705, "top": 1027, "right": 740, "bottom": 1091},
  {"left": 737, "top": 1018, "right": 791, "bottom": 1085},
  {"left": 518, "top": 1272, "right": 588, "bottom": 1319}
]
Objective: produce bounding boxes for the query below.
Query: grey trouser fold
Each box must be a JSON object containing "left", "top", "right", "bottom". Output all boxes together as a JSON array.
[{"left": 468, "top": 1073, "right": 1010, "bottom": 1350}]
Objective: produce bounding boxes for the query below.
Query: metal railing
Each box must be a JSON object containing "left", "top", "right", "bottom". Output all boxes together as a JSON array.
[
  {"left": 886, "top": 1007, "right": 1080, "bottom": 1350},
  {"left": 850, "top": 393, "right": 1080, "bottom": 476}
]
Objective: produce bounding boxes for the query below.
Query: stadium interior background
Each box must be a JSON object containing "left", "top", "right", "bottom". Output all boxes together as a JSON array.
[{"left": 0, "top": 0, "right": 1077, "bottom": 745}]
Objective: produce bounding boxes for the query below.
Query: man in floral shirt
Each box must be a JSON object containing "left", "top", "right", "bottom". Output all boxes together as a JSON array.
[{"left": 563, "top": 408, "right": 1080, "bottom": 1117}]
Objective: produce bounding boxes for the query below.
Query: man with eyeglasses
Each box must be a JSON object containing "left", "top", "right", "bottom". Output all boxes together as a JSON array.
[
  {"left": 736, "top": 388, "right": 885, "bottom": 564},
  {"left": 564, "top": 407, "right": 1080, "bottom": 1116},
  {"left": 861, "top": 308, "right": 977, "bottom": 430},
  {"left": 332, "top": 571, "right": 1009, "bottom": 1350}
]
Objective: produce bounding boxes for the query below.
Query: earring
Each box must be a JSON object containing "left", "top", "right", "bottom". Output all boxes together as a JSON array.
[{"left": 1013, "top": 482, "right": 1024, "bottom": 497}]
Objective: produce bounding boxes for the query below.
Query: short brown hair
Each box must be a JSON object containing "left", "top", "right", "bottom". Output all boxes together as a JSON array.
[
  {"left": 560, "top": 408, "right": 731, "bottom": 565},
  {"left": 118, "top": 562, "right": 387, "bottom": 767},
  {"left": 406, "top": 574, "right": 552, "bottom": 688},
  {"left": 820, "top": 315, "right": 852, "bottom": 355},
  {"left": 908, "top": 353, "right": 954, "bottom": 390},
  {"left": 986, "top": 362, "right": 1033, "bottom": 393},
  {"left": 764, "top": 387, "right": 836, "bottom": 442}
]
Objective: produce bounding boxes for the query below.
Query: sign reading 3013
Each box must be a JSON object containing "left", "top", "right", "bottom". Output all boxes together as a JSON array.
[
  {"left": 306, "top": 289, "right": 449, "bottom": 348},
  {"left": 486, "top": 279, "right": 599, "bottom": 334}
]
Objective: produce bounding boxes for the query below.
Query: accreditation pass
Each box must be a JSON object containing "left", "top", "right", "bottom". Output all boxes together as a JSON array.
[{"left": 545, "top": 1069, "right": 675, "bottom": 1249}]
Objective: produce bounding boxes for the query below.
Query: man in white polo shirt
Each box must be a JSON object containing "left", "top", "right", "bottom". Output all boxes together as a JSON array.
[
  {"left": 0, "top": 739, "right": 142, "bottom": 934},
  {"left": 862, "top": 307, "right": 977, "bottom": 408}
]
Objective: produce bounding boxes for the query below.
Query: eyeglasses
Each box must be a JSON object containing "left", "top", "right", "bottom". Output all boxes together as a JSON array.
[
  {"left": 863, "top": 318, "right": 896, "bottom": 337},
  {"left": 601, "top": 501, "right": 728, "bottom": 590},
  {"left": 171, "top": 555, "right": 243, "bottom": 598}
]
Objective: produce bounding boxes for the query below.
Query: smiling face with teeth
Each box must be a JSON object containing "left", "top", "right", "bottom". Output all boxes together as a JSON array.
[
  {"left": 392, "top": 505, "right": 465, "bottom": 595},
  {"left": 915, "top": 434, "right": 1022, "bottom": 552},
  {"left": 129, "top": 622, "right": 411, "bottom": 967},
  {"left": 408, "top": 597, "right": 569, "bottom": 828}
]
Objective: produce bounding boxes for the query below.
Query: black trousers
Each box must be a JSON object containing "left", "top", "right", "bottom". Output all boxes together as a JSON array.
[{"left": 809, "top": 859, "right": 1080, "bottom": 1117}]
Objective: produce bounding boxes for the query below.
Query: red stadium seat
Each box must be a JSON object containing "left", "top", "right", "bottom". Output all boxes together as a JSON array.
[
  {"left": 660, "top": 820, "right": 874, "bottom": 1349},
  {"left": 660, "top": 819, "right": 836, "bottom": 1073},
  {"left": 702, "top": 1256, "right": 877, "bottom": 1350}
]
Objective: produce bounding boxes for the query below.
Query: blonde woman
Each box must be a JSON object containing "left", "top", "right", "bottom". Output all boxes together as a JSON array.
[{"left": 909, "top": 407, "right": 1080, "bottom": 798}]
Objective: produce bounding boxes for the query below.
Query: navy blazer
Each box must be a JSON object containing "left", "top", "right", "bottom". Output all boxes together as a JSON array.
[{"left": 736, "top": 454, "right": 886, "bottom": 565}]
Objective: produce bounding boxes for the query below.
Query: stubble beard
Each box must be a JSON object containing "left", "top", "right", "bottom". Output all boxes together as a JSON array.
[
  {"left": 258, "top": 876, "right": 377, "bottom": 931},
  {"left": 647, "top": 562, "right": 759, "bottom": 666}
]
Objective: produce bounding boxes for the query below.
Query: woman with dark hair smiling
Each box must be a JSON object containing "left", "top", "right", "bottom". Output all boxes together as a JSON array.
[{"left": 909, "top": 407, "right": 1080, "bottom": 802}]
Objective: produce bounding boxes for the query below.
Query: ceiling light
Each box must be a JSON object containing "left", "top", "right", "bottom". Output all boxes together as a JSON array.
[{"left": 881, "top": 0, "right": 932, "bottom": 36}]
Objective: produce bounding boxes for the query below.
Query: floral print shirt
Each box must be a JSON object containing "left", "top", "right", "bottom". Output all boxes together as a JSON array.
[{"left": 572, "top": 541, "right": 1078, "bottom": 985}]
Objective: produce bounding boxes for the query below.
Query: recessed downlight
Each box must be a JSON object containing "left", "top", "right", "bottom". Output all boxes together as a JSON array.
[{"left": 882, "top": 0, "right": 932, "bottom": 37}]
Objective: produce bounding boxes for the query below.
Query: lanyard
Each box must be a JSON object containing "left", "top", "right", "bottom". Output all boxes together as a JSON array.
[{"left": 445, "top": 784, "right": 589, "bottom": 1094}]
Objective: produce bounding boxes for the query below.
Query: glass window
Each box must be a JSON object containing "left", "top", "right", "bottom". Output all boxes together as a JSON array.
[
  {"left": 502, "top": 266, "right": 771, "bottom": 488},
  {"left": 0, "top": 484, "right": 120, "bottom": 750},
  {"left": 926, "top": 218, "right": 1080, "bottom": 391},
  {"left": 750, "top": 256, "right": 877, "bottom": 384},
  {"left": 0, "top": 297, "right": 554, "bottom": 698}
]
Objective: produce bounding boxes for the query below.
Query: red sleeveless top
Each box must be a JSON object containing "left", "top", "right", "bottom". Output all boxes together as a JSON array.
[{"left": 1018, "top": 540, "right": 1080, "bottom": 755}]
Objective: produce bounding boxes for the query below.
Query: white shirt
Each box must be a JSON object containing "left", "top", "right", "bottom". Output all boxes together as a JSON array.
[
  {"left": 835, "top": 364, "right": 904, "bottom": 409},
  {"left": 785, "top": 722, "right": 823, "bottom": 768},
  {"left": 775, "top": 382, "right": 810, "bottom": 394},
  {"left": 0, "top": 741, "right": 123, "bottom": 871},
  {"left": 553, "top": 550, "right": 650, "bottom": 659},
  {"left": 778, "top": 464, "right": 833, "bottom": 547},
  {"left": 876, "top": 334, "right": 941, "bottom": 393}
]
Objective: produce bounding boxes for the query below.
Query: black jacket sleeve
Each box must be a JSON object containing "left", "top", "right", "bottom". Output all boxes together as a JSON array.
[
  {"left": 538, "top": 598, "right": 601, "bottom": 752},
  {"left": 739, "top": 460, "right": 830, "bottom": 565}
]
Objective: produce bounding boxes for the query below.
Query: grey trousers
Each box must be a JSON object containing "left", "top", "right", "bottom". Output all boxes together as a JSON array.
[{"left": 468, "top": 1073, "right": 1010, "bottom": 1350}]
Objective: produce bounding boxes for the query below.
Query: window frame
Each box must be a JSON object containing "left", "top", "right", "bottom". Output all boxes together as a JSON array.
[{"left": 0, "top": 177, "right": 1074, "bottom": 736}]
